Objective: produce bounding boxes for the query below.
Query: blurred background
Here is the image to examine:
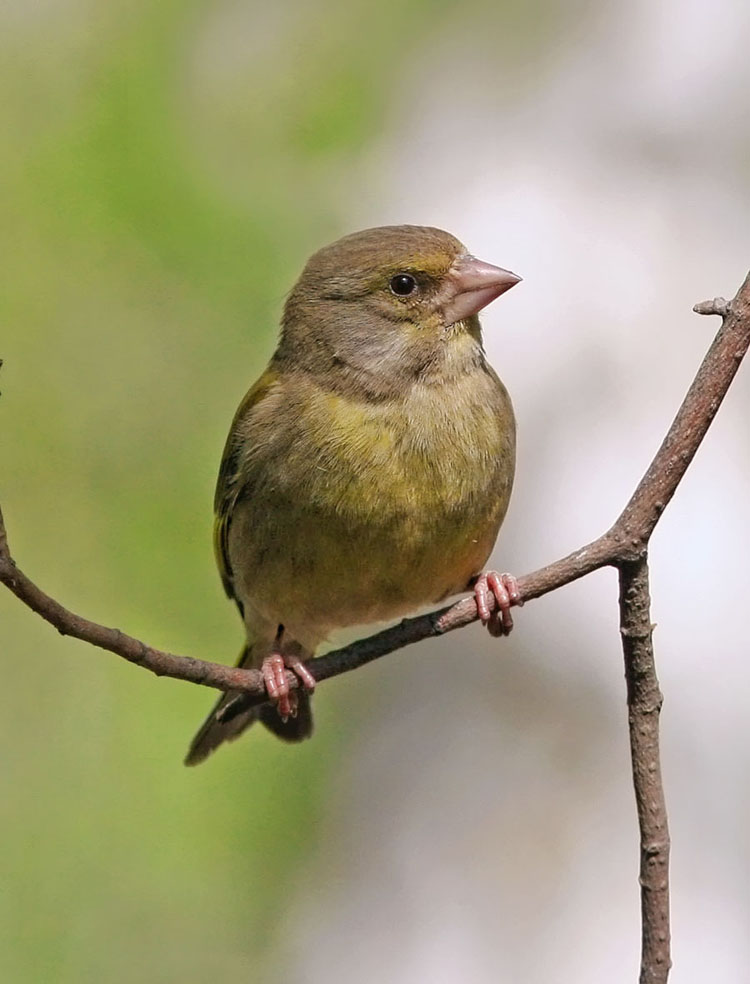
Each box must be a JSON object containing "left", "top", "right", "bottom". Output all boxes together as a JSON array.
[{"left": 2, "top": 0, "right": 749, "bottom": 981}]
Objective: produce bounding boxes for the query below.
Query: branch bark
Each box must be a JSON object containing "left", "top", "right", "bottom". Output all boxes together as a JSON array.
[
  {"left": 620, "top": 557, "right": 671, "bottom": 984},
  {"left": 1, "top": 279, "right": 749, "bottom": 984}
]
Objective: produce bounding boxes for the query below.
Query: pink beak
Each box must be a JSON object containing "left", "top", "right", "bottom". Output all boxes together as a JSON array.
[{"left": 442, "top": 254, "right": 521, "bottom": 326}]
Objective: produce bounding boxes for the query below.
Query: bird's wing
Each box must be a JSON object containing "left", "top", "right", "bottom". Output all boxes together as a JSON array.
[{"left": 213, "top": 366, "right": 281, "bottom": 601}]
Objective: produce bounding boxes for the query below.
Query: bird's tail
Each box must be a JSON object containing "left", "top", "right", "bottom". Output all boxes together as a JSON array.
[{"left": 183, "top": 642, "right": 313, "bottom": 766}]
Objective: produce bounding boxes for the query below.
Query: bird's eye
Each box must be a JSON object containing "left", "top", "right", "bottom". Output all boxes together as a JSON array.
[{"left": 389, "top": 273, "right": 418, "bottom": 297}]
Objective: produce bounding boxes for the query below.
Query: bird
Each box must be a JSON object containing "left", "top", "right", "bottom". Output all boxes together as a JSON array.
[{"left": 185, "top": 224, "right": 521, "bottom": 765}]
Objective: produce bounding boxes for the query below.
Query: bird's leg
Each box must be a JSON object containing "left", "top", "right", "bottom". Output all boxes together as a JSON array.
[
  {"left": 260, "top": 632, "right": 316, "bottom": 722},
  {"left": 471, "top": 571, "right": 522, "bottom": 637}
]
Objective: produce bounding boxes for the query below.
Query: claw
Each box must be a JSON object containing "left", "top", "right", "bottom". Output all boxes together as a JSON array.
[
  {"left": 472, "top": 571, "right": 521, "bottom": 636},
  {"left": 260, "top": 650, "right": 316, "bottom": 723}
]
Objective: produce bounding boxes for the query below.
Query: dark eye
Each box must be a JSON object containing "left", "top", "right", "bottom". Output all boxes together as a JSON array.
[{"left": 389, "top": 273, "right": 417, "bottom": 297}]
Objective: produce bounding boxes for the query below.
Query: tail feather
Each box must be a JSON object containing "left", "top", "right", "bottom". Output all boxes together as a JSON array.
[
  {"left": 184, "top": 643, "right": 314, "bottom": 766},
  {"left": 184, "top": 691, "right": 257, "bottom": 766}
]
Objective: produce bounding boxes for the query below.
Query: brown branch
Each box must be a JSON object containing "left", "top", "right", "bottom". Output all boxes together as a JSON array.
[
  {"left": 3, "top": 280, "right": 746, "bottom": 704},
  {"left": 620, "top": 557, "right": 671, "bottom": 983},
  {"left": 1, "top": 273, "right": 749, "bottom": 983}
]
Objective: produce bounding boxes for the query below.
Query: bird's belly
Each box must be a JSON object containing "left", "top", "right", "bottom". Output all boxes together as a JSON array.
[
  {"left": 229, "top": 370, "right": 515, "bottom": 645},
  {"left": 230, "top": 467, "right": 508, "bottom": 645}
]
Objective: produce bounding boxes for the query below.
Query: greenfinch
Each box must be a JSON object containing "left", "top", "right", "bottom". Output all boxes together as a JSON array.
[{"left": 185, "top": 225, "right": 520, "bottom": 765}]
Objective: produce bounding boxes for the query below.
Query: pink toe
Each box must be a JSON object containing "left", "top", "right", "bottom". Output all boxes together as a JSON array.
[
  {"left": 486, "top": 570, "right": 511, "bottom": 610},
  {"left": 473, "top": 575, "right": 492, "bottom": 622}
]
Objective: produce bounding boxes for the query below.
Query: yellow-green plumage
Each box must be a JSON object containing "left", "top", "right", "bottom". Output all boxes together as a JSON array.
[{"left": 186, "top": 225, "right": 518, "bottom": 765}]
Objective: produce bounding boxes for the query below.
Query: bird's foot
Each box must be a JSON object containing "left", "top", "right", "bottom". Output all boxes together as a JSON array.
[
  {"left": 471, "top": 570, "right": 522, "bottom": 637},
  {"left": 261, "top": 652, "right": 316, "bottom": 722}
]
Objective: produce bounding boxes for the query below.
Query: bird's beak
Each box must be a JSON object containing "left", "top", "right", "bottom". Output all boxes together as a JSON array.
[{"left": 442, "top": 254, "right": 521, "bottom": 326}]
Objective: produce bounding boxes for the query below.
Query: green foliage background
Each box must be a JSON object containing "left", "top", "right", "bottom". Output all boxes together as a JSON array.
[
  {"left": 1, "top": 1, "right": 576, "bottom": 979},
  {"left": 0, "top": 1, "right": 435, "bottom": 978}
]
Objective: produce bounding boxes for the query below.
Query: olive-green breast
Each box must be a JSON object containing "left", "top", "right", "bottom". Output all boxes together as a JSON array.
[{"left": 223, "top": 359, "right": 515, "bottom": 645}]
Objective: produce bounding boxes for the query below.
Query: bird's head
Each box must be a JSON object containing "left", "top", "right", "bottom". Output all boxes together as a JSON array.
[{"left": 278, "top": 225, "right": 520, "bottom": 397}]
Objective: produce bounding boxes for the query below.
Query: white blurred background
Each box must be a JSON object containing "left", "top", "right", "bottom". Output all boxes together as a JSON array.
[{"left": 282, "top": 2, "right": 750, "bottom": 980}]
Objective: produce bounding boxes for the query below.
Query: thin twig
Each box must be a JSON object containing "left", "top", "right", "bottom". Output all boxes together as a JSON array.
[{"left": 619, "top": 557, "right": 671, "bottom": 983}]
